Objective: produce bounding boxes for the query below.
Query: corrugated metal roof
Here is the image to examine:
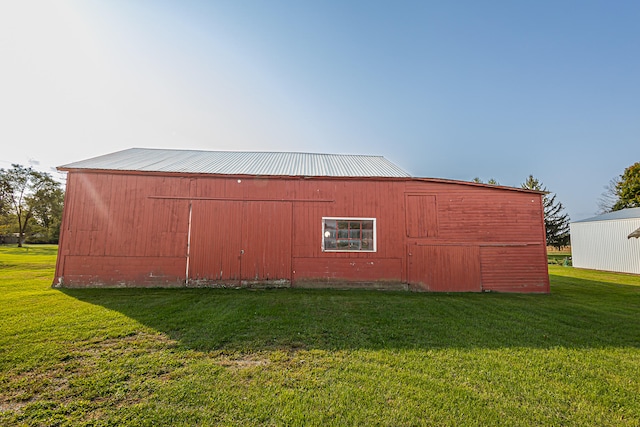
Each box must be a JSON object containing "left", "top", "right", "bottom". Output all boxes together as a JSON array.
[
  {"left": 58, "top": 148, "right": 411, "bottom": 178},
  {"left": 573, "top": 207, "right": 640, "bottom": 223}
]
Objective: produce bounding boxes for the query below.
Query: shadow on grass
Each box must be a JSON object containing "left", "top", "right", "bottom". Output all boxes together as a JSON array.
[{"left": 61, "top": 274, "right": 640, "bottom": 352}]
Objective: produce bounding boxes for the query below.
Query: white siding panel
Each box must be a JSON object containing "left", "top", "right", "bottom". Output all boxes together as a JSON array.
[{"left": 570, "top": 218, "right": 640, "bottom": 274}]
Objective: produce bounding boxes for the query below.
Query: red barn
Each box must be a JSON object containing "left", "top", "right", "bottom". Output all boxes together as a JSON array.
[{"left": 54, "top": 148, "right": 549, "bottom": 293}]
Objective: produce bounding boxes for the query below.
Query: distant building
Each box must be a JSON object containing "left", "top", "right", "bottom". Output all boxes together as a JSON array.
[
  {"left": 54, "top": 148, "right": 550, "bottom": 292},
  {"left": 570, "top": 207, "right": 640, "bottom": 274}
]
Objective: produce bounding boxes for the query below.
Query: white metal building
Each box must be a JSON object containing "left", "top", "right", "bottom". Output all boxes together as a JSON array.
[{"left": 570, "top": 207, "right": 640, "bottom": 274}]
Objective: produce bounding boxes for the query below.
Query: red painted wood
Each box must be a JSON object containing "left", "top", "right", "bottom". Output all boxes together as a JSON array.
[
  {"left": 408, "top": 244, "right": 481, "bottom": 291},
  {"left": 189, "top": 200, "right": 243, "bottom": 281},
  {"left": 188, "top": 200, "right": 292, "bottom": 282},
  {"left": 405, "top": 194, "right": 437, "bottom": 237},
  {"left": 62, "top": 255, "right": 185, "bottom": 287},
  {"left": 480, "top": 246, "right": 550, "bottom": 293},
  {"left": 292, "top": 258, "right": 402, "bottom": 282},
  {"left": 241, "top": 201, "right": 292, "bottom": 281},
  {"left": 55, "top": 171, "right": 549, "bottom": 292}
]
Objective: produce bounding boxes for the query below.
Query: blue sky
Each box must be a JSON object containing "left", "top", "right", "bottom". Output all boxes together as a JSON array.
[{"left": 1, "top": 1, "right": 638, "bottom": 220}]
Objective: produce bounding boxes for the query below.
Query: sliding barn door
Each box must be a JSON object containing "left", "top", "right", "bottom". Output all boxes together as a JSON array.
[{"left": 189, "top": 200, "right": 292, "bottom": 283}]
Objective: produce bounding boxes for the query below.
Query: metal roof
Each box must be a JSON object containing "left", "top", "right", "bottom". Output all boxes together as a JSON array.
[
  {"left": 573, "top": 207, "right": 640, "bottom": 223},
  {"left": 58, "top": 148, "right": 412, "bottom": 178}
]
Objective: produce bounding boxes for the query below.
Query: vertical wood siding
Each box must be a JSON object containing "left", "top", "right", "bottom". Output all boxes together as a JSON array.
[
  {"left": 405, "top": 194, "right": 438, "bottom": 238},
  {"left": 56, "top": 173, "right": 190, "bottom": 286},
  {"left": 189, "top": 200, "right": 243, "bottom": 281},
  {"left": 55, "top": 172, "right": 548, "bottom": 292},
  {"left": 189, "top": 200, "right": 293, "bottom": 283}
]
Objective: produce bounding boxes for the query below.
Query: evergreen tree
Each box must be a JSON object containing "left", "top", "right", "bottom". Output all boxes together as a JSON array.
[
  {"left": 471, "top": 177, "right": 499, "bottom": 185},
  {"left": 521, "top": 175, "right": 570, "bottom": 249}
]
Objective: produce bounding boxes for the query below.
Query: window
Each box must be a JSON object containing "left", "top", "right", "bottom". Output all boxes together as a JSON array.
[{"left": 322, "top": 217, "right": 376, "bottom": 252}]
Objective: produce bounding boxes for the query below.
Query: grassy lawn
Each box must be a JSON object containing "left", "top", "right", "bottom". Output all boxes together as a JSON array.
[
  {"left": 1, "top": 246, "right": 639, "bottom": 426},
  {"left": 547, "top": 248, "right": 572, "bottom": 265}
]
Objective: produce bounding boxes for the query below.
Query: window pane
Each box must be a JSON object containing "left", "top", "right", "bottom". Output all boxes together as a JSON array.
[
  {"left": 323, "top": 218, "right": 375, "bottom": 252},
  {"left": 337, "top": 240, "right": 350, "bottom": 248}
]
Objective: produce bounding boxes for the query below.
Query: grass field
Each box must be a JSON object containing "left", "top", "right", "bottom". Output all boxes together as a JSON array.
[{"left": 1, "top": 245, "right": 639, "bottom": 426}]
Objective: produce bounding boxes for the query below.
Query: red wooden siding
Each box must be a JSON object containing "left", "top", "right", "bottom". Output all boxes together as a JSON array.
[
  {"left": 403, "top": 182, "right": 549, "bottom": 292},
  {"left": 406, "top": 194, "right": 437, "bottom": 238},
  {"left": 293, "top": 258, "right": 403, "bottom": 283},
  {"left": 480, "top": 246, "right": 549, "bottom": 292},
  {"left": 189, "top": 200, "right": 292, "bottom": 283},
  {"left": 241, "top": 201, "right": 292, "bottom": 281},
  {"left": 56, "top": 172, "right": 189, "bottom": 286},
  {"left": 189, "top": 200, "right": 243, "bottom": 281},
  {"left": 408, "top": 244, "right": 481, "bottom": 291},
  {"left": 55, "top": 171, "right": 549, "bottom": 292}
]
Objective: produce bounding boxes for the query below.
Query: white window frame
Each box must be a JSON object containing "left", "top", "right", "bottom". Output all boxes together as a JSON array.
[{"left": 321, "top": 217, "right": 377, "bottom": 252}]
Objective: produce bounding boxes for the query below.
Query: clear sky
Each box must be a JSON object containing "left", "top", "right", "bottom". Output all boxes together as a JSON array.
[{"left": 1, "top": 0, "right": 638, "bottom": 220}]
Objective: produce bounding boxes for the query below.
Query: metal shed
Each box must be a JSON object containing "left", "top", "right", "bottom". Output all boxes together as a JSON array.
[
  {"left": 570, "top": 207, "right": 640, "bottom": 274},
  {"left": 54, "top": 148, "right": 550, "bottom": 292}
]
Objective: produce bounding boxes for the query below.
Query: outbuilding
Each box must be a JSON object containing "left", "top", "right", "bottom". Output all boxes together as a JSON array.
[
  {"left": 54, "top": 148, "right": 550, "bottom": 292},
  {"left": 570, "top": 207, "right": 640, "bottom": 275}
]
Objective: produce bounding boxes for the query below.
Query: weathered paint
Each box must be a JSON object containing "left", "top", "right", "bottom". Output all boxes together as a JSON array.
[{"left": 54, "top": 171, "right": 549, "bottom": 292}]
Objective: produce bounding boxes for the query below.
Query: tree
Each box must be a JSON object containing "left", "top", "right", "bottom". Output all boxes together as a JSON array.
[
  {"left": 0, "top": 164, "right": 64, "bottom": 246},
  {"left": 598, "top": 162, "right": 640, "bottom": 213},
  {"left": 29, "top": 175, "right": 65, "bottom": 243},
  {"left": 612, "top": 162, "right": 640, "bottom": 211},
  {"left": 472, "top": 177, "right": 499, "bottom": 185},
  {"left": 597, "top": 176, "right": 621, "bottom": 214},
  {"left": 522, "top": 175, "right": 570, "bottom": 249}
]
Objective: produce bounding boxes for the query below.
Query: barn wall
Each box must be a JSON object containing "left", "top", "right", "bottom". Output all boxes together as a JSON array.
[
  {"left": 54, "top": 172, "right": 549, "bottom": 292},
  {"left": 404, "top": 181, "right": 549, "bottom": 293},
  {"left": 55, "top": 172, "right": 190, "bottom": 287},
  {"left": 571, "top": 219, "right": 640, "bottom": 274}
]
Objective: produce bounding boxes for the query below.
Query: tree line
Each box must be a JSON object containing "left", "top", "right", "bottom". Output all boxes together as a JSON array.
[{"left": 0, "top": 164, "right": 64, "bottom": 246}]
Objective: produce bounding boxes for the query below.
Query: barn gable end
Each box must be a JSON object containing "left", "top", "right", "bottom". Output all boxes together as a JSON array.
[{"left": 54, "top": 149, "right": 549, "bottom": 293}]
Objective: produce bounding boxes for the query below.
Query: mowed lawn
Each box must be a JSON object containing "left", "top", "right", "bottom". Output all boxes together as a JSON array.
[{"left": 1, "top": 246, "right": 639, "bottom": 426}]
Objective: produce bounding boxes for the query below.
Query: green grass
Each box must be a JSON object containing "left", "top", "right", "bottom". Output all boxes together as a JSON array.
[
  {"left": 547, "top": 249, "right": 572, "bottom": 265},
  {"left": 1, "top": 245, "right": 639, "bottom": 426}
]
